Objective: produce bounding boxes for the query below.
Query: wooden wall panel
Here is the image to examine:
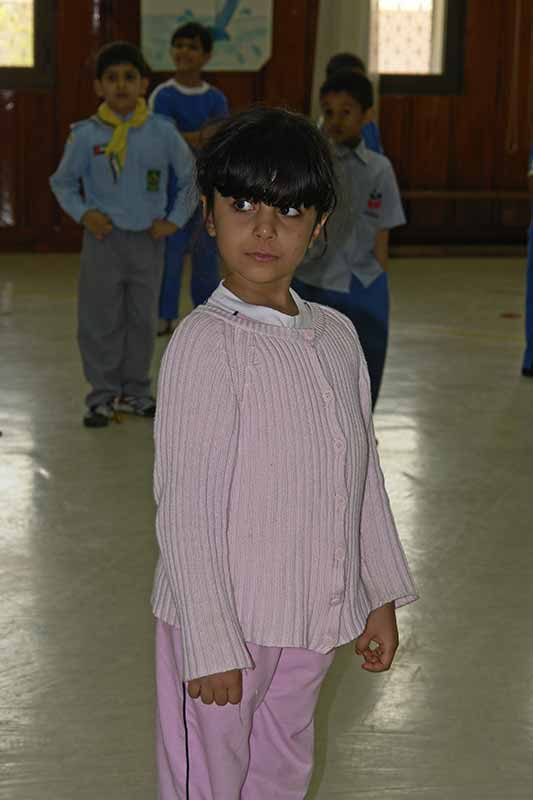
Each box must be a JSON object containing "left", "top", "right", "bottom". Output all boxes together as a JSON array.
[{"left": 381, "top": 0, "right": 532, "bottom": 246}]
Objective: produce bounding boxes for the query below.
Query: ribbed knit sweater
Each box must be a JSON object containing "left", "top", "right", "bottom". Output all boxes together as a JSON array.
[{"left": 152, "top": 303, "right": 417, "bottom": 681}]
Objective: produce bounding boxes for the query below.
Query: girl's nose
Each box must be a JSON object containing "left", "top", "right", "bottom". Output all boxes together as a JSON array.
[{"left": 253, "top": 205, "right": 276, "bottom": 239}]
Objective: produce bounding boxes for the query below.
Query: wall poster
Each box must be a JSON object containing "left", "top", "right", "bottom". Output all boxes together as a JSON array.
[{"left": 141, "top": 0, "right": 274, "bottom": 72}]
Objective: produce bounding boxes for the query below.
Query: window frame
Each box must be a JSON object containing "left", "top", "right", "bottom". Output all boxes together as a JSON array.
[
  {"left": 379, "top": 0, "right": 467, "bottom": 95},
  {"left": 0, "top": 0, "right": 55, "bottom": 89}
]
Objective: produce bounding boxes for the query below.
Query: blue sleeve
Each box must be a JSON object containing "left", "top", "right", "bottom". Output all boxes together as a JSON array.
[
  {"left": 49, "top": 128, "right": 91, "bottom": 223},
  {"left": 164, "top": 124, "right": 199, "bottom": 228},
  {"left": 211, "top": 90, "right": 229, "bottom": 119},
  {"left": 151, "top": 88, "right": 177, "bottom": 124},
  {"left": 362, "top": 122, "right": 384, "bottom": 155}
]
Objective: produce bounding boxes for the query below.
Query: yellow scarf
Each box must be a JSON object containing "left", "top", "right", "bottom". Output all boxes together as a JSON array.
[{"left": 97, "top": 98, "right": 149, "bottom": 175}]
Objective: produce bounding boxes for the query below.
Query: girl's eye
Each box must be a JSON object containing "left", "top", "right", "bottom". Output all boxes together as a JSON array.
[
  {"left": 233, "top": 199, "right": 254, "bottom": 212},
  {"left": 278, "top": 206, "right": 300, "bottom": 217}
]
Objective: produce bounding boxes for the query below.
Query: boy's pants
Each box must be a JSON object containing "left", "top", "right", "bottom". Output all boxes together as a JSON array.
[
  {"left": 523, "top": 224, "right": 533, "bottom": 370},
  {"left": 155, "top": 619, "right": 335, "bottom": 800},
  {"left": 293, "top": 273, "right": 389, "bottom": 409},
  {"left": 79, "top": 229, "right": 164, "bottom": 408},
  {"left": 159, "top": 207, "right": 220, "bottom": 320}
]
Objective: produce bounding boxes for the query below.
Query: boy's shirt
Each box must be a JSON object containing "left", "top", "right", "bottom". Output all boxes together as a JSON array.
[
  {"left": 296, "top": 140, "right": 405, "bottom": 291},
  {"left": 49, "top": 112, "right": 198, "bottom": 231},
  {"left": 148, "top": 78, "right": 228, "bottom": 136}
]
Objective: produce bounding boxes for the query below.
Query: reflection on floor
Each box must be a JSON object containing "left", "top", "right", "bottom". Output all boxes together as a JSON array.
[{"left": 0, "top": 253, "right": 531, "bottom": 800}]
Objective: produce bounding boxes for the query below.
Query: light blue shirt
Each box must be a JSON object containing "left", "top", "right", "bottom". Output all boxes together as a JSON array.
[
  {"left": 296, "top": 140, "right": 405, "bottom": 291},
  {"left": 50, "top": 112, "right": 198, "bottom": 231}
]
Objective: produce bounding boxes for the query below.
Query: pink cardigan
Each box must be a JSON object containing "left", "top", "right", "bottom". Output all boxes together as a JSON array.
[{"left": 152, "top": 303, "right": 417, "bottom": 681}]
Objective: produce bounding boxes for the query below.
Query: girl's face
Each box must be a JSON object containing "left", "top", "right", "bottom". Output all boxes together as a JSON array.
[{"left": 205, "top": 191, "right": 326, "bottom": 287}]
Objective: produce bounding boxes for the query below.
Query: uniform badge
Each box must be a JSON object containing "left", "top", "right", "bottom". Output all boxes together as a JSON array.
[
  {"left": 367, "top": 191, "right": 382, "bottom": 211},
  {"left": 146, "top": 170, "right": 161, "bottom": 192},
  {"left": 93, "top": 144, "right": 107, "bottom": 156}
]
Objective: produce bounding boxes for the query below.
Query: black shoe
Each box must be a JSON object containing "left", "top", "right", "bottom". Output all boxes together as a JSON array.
[
  {"left": 522, "top": 366, "right": 533, "bottom": 377},
  {"left": 83, "top": 402, "right": 115, "bottom": 428}
]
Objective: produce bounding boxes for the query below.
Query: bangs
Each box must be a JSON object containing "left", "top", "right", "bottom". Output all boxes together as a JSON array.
[
  {"left": 197, "top": 107, "right": 337, "bottom": 216},
  {"left": 213, "top": 137, "right": 325, "bottom": 210}
]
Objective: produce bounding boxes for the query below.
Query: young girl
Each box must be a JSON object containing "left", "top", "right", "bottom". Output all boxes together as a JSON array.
[{"left": 152, "top": 107, "right": 417, "bottom": 799}]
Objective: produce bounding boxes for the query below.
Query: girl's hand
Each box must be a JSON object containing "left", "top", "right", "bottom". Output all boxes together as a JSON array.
[
  {"left": 355, "top": 602, "right": 399, "bottom": 672},
  {"left": 188, "top": 669, "right": 243, "bottom": 706}
]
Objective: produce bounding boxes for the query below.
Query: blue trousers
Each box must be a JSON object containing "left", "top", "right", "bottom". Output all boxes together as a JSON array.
[
  {"left": 159, "top": 208, "right": 220, "bottom": 320},
  {"left": 523, "top": 224, "right": 533, "bottom": 370},
  {"left": 293, "top": 273, "right": 389, "bottom": 410}
]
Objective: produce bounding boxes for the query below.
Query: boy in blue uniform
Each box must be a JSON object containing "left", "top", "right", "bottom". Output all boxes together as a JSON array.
[
  {"left": 149, "top": 22, "right": 229, "bottom": 334},
  {"left": 522, "top": 145, "right": 533, "bottom": 376},
  {"left": 295, "top": 70, "right": 405, "bottom": 409},
  {"left": 50, "top": 42, "right": 197, "bottom": 428}
]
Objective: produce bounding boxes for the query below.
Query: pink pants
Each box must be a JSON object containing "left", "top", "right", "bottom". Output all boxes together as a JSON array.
[{"left": 155, "top": 620, "right": 335, "bottom": 799}]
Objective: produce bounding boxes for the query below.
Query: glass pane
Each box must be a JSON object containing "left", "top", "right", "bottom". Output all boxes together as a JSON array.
[
  {"left": 377, "top": 0, "right": 446, "bottom": 75},
  {"left": 0, "top": 0, "right": 34, "bottom": 67}
]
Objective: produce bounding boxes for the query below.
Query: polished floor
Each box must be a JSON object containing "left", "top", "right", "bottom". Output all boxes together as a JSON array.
[{"left": 1, "top": 253, "right": 532, "bottom": 800}]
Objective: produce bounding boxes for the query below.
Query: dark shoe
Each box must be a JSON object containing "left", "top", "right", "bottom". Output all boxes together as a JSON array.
[
  {"left": 114, "top": 395, "right": 156, "bottom": 418},
  {"left": 83, "top": 402, "right": 116, "bottom": 428},
  {"left": 522, "top": 366, "right": 533, "bottom": 377}
]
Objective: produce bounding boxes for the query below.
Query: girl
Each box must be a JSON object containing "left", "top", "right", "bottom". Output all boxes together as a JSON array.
[{"left": 153, "top": 107, "right": 417, "bottom": 799}]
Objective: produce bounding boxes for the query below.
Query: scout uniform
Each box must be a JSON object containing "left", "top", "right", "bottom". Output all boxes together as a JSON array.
[{"left": 50, "top": 101, "right": 197, "bottom": 412}]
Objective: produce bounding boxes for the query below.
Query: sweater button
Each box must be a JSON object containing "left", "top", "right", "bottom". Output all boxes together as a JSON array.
[
  {"left": 335, "top": 494, "right": 346, "bottom": 509},
  {"left": 330, "top": 594, "right": 343, "bottom": 606},
  {"left": 334, "top": 439, "right": 344, "bottom": 452},
  {"left": 323, "top": 390, "right": 333, "bottom": 403},
  {"left": 303, "top": 330, "right": 314, "bottom": 341},
  {"left": 335, "top": 545, "right": 346, "bottom": 561}
]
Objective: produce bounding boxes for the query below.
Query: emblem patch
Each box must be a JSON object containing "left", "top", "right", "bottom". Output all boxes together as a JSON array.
[{"left": 146, "top": 170, "right": 161, "bottom": 192}]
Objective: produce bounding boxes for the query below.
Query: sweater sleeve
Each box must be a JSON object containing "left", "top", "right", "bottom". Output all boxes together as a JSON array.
[
  {"left": 357, "top": 351, "right": 418, "bottom": 611},
  {"left": 154, "top": 314, "right": 254, "bottom": 681}
]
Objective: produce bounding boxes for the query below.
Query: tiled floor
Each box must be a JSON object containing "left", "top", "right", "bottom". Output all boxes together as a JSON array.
[{"left": 1, "top": 253, "right": 531, "bottom": 799}]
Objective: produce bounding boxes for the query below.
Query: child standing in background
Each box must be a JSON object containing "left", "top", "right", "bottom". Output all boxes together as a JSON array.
[
  {"left": 323, "top": 51, "right": 384, "bottom": 154},
  {"left": 50, "top": 42, "right": 197, "bottom": 427},
  {"left": 522, "top": 144, "right": 533, "bottom": 376},
  {"left": 295, "top": 70, "right": 405, "bottom": 409},
  {"left": 149, "top": 22, "right": 229, "bottom": 334},
  {"left": 153, "top": 107, "right": 416, "bottom": 799}
]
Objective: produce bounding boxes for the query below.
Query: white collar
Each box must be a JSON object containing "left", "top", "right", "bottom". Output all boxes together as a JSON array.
[{"left": 171, "top": 78, "right": 211, "bottom": 95}]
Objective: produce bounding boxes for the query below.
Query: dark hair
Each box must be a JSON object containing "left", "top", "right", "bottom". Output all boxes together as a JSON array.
[
  {"left": 197, "top": 107, "right": 337, "bottom": 220},
  {"left": 326, "top": 52, "right": 366, "bottom": 78},
  {"left": 95, "top": 41, "right": 150, "bottom": 79},
  {"left": 320, "top": 70, "right": 374, "bottom": 112},
  {"left": 171, "top": 22, "right": 213, "bottom": 54}
]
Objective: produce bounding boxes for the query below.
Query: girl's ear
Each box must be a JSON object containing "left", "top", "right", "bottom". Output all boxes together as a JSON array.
[
  {"left": 201, "top": 195, "right": 216, "bottom": 237},
  {"left": 309, "top": 212, "right": 329, "bottom": 248}
]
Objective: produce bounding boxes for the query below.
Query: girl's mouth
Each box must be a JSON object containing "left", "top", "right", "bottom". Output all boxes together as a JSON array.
[{"left": 246, "top": 251, "right": 278, "bottom": 262}]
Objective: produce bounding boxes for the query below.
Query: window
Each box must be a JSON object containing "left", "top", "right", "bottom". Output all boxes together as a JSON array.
[
  {"left": 376, "top": 0, "right": 466, "bottom": 94},
  {"left": 0, "top": 0, "right": 54, "bottom": 88}
]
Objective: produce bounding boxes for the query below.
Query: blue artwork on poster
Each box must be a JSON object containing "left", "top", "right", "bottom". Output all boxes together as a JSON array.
[{"left": 141, "top": 0, "right": 273, "bottom": 72}]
